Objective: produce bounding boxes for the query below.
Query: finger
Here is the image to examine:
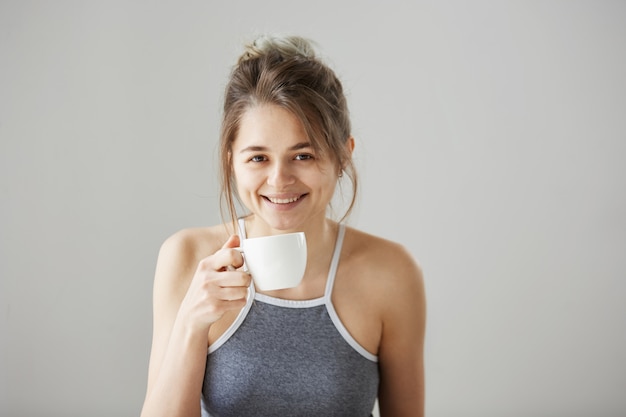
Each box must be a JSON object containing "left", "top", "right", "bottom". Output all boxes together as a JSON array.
[
  {"left": 221, "top": 235, "right": 243, "bottom": 271},
  {"left": 221, "top": 234, "right": 241, "bottom": 250},
  {"left": 224, "top": 247, "right": 244, "bottom": 271},
  {"left": 217, "top": 286, "right": 249, "bottom": 301},
  {"left": 197, "top": 245, "right": 244, "bottom": 274},
  {"left": 214, "top": 270, "right": 251, "bottom": 287}
]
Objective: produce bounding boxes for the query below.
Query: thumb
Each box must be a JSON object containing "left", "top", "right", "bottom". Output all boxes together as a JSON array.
[{"left": 221, "top": 234, "right": 241, "bottom": 249}]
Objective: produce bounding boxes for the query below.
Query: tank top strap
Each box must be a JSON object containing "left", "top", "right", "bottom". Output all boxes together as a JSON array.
[
  {"left": 237, "top": 218, "right": 247, "bottom": 239},
  {"left": 323, "top": 224, "right": 375, "bottom": 362},
  {"left": 323, "top": 223, "right": 346, "bottom": 300}
]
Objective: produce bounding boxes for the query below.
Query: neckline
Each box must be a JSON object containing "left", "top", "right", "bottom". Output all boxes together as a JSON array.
[{"left": 254, "top": 292, "right": 326, "bottom": 308}]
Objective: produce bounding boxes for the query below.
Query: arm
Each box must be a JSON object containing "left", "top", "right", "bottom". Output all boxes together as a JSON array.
[
  {"left": 377, "top": 246, "right": 426, "bottom": 417},
  {"left": 140, "top": 231, "right": 250, "bottom": 417}
]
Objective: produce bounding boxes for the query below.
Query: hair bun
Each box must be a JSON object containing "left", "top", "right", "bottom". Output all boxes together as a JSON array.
[{"left": 239, "top": 35, "right": 317, "bottom": 63}]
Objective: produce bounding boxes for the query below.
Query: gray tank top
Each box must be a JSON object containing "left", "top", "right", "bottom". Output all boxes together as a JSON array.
[{"left": 200, "top": 221, "right": 379, "bottom": 417}]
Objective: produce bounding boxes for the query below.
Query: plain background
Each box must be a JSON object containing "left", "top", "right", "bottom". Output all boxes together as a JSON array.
[{"left": 1, "top": 1, "right": 625, "bottom": 416}]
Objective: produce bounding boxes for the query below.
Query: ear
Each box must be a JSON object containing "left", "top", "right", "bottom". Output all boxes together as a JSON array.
[
  {"left": 342, "top": 136, "right": 355, "bottom": 169},
  {"left": 346, "top": 136, "right": 355, "bottom": 155},
  {"left": 339, "top": 136, "right": 355, "bottom": 176}
]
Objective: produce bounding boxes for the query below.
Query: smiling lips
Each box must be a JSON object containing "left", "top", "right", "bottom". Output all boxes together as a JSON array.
[{"left": 264, "top": 194, "right": 306, "bottom": 204}]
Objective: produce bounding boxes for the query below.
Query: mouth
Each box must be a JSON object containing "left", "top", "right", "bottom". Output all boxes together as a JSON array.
[{"left": 263, "top": 194, "right": 307, "bottom": 205}]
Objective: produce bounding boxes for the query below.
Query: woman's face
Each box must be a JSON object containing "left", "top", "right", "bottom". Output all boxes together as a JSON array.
[{"left": 231, "top": 104, "right": 340, "bottom": 235}]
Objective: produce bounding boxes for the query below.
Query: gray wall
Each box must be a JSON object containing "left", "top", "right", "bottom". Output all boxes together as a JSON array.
[{"left": 1, "top": 1, "right": 624, "bottom": 416}]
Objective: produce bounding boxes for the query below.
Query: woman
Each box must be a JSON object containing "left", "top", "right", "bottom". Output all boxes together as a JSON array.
[{"left": 140, "top": 35, "right": 426, "bottom": 417}]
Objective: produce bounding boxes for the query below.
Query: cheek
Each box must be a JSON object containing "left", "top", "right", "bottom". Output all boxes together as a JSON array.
[
  {"left": 311, "top": 166, "right": 340, "bottom": 189},
  {"left": 233, "top": 167, "right": 261, "bottom": 191},
  {"left": 308, "top": 173, "right": 338, "bottom": 195}
]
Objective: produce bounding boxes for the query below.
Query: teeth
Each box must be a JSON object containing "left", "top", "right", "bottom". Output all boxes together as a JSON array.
[{"left": 267, "top": 196, "right": 300, "bottom": 204}]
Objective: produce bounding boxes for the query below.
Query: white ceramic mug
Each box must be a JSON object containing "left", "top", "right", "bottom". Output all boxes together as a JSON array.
[{"left": 239, "top": 232, "right": 307, "bottom": 291}]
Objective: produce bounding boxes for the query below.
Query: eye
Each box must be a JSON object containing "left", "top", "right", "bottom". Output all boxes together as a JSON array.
[
  {"left": 249, "top": 155, "right": 267, "bottom": 163},
  {"left": 294, "top": 153, "right": 314, "bottom": 161}
]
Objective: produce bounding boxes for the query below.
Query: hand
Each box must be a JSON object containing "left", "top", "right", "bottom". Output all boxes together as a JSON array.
[{"left": 176, "top": 235, "right": 251, "bottom": 332}]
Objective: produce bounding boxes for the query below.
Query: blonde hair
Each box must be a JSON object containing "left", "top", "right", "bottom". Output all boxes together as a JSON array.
[
  {"left": 239, "top": 35, "right": 317, "bottom": 62},
  {"left": 219, "top": 35, "right": 357, "bottom": 229}
]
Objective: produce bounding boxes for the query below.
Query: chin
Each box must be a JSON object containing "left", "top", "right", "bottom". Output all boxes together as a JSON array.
[{"left": 261, "top": 215, "right": 308, "bottom": 233}]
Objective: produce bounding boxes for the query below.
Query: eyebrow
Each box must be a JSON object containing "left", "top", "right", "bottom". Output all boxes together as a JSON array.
[{"left": 238, "top": 142, "right": 312, "bottom": 153}]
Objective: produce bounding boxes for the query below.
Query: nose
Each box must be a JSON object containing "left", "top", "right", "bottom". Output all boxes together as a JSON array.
[{"left": 267, "top": 161, "right": 295, "bottom": 187}]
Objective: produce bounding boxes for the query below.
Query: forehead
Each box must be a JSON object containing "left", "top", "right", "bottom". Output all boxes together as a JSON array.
[{"left": 233, "top": 104, "right": 309, "bottom": 150}]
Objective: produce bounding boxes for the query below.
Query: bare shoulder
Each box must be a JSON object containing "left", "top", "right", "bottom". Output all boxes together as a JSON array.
[
  {"left": 334, "top": 226, "right": 425, "bottom": 358},
  {"left": 342, "top": 226, "right": 425, "bottom": 317},
  {"left": 343, "top": 226, "right": 423, "bottom": 287},
  {"left": 159, "top": 224, "right": 230, "bottom": 266}
]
